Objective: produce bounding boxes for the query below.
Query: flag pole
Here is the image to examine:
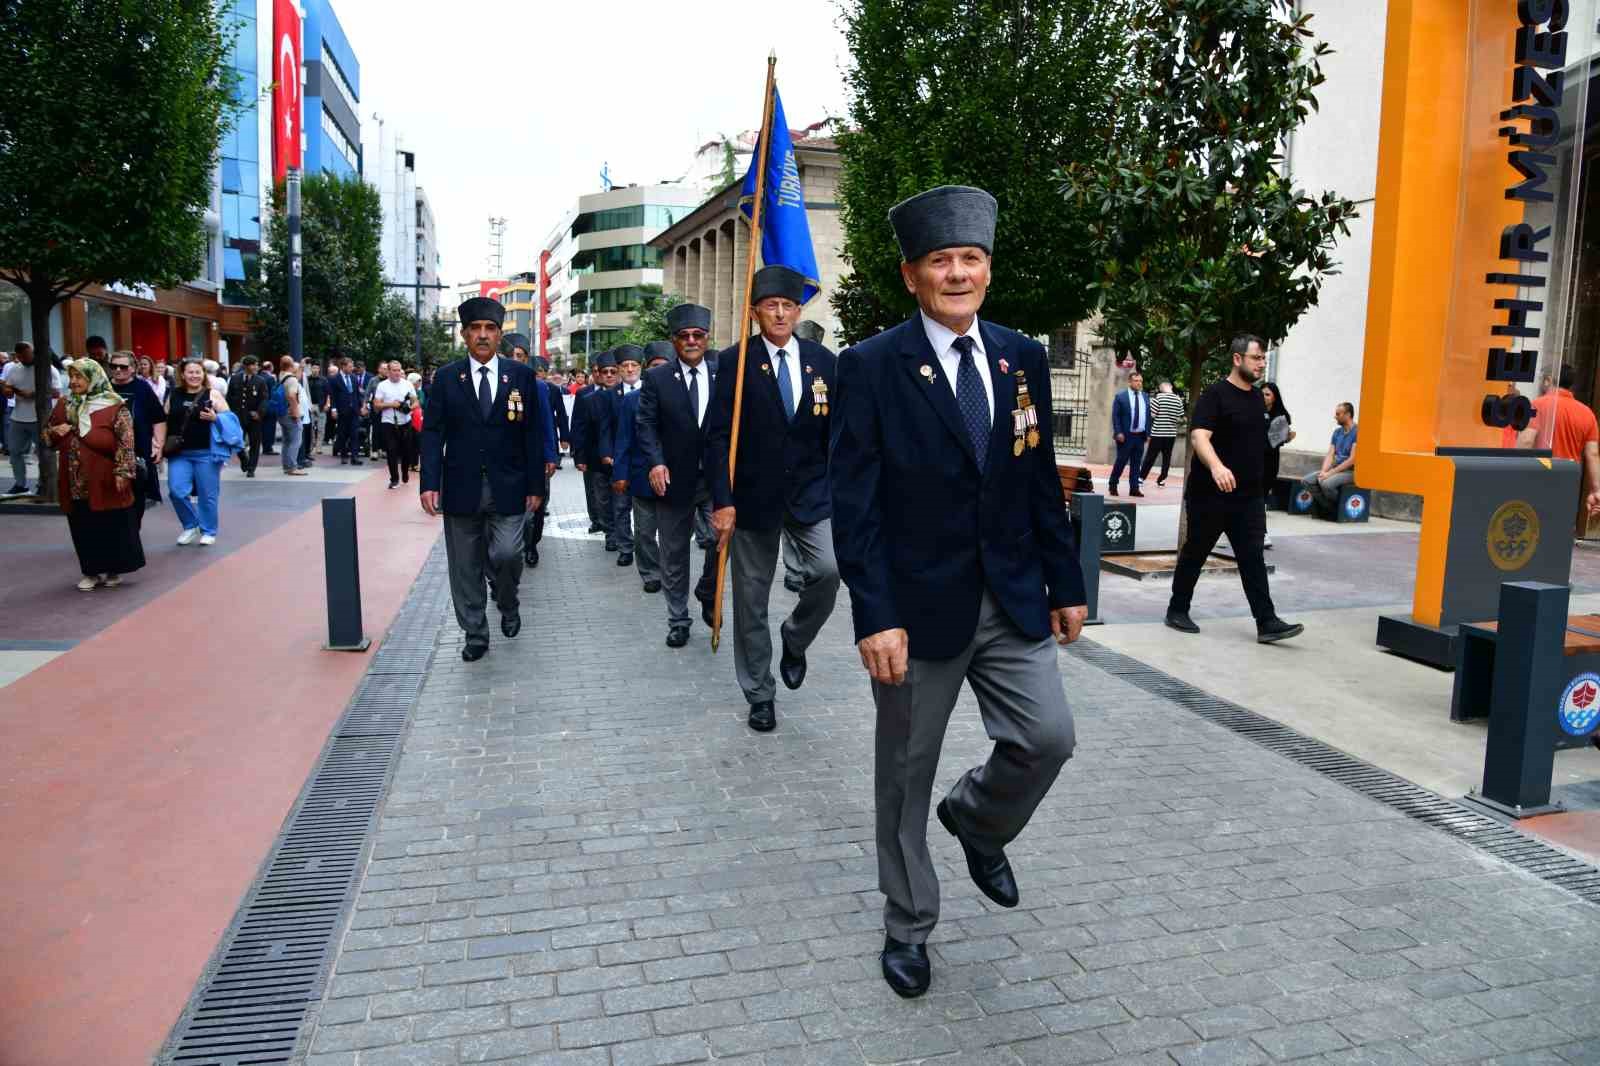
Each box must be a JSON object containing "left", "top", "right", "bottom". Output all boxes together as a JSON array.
[{"left": 711, "top": 51, "right": 778, "bottom": 654}]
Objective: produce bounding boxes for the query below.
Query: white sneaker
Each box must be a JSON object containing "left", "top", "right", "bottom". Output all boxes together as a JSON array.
[
  {"left": 1263, "top": 534, "right": 1274, "bottom": 549},
  {"left": 77, "top": 576, "right": 99, "bottom": 592},
  {"left": 102, "top": 574, "right": 121, "bottom": 588},
  {"left": 199, "top": 533, "right": 216, "bottom": 546},
  {"left": 176, "top": 528, "right": 201, "bottom": 545}
]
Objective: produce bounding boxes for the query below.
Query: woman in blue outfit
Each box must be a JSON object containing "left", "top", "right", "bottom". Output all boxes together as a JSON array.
[{"left": 164, "top": 357, "right": 230, "bottom": 546}]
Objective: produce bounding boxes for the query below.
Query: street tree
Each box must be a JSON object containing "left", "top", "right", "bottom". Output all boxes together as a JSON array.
[
  {"left": 833, "top": 0, "right": 1134, "bottom": 341},
  {"left": 616, "top": 285, "right": 685, "bottom": 348},
  {"left": 0, "top": 0, "right": 237, "bottom": 475},
  {"left": 246, "top": 174, "right": 385, "bottom": 368},
  {"left": 1059, "top": 0, "right": 1356, "bottom": 407}
]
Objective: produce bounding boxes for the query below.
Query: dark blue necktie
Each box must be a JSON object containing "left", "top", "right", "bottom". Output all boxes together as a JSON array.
[
  {"left": 953, "top": 336, "right": 989, "bottom": 469},
  {"left": 776, "top": 348, "right": 795, "bottom": 420},
  {"left": 478, "top": 366, "right": 492, "bottom": 419}
]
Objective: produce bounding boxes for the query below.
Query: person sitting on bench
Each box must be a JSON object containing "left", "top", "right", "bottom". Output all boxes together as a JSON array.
[{"left": 1301, "top": 402, "right": 1357, "bottom": 510}]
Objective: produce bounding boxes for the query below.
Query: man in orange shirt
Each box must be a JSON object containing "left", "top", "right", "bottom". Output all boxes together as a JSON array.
[{"left": 1522, "top": 365, "right": 1600, "bottom": 519}]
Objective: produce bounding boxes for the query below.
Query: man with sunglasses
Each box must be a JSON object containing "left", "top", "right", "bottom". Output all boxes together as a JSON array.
[
  {"left": 108, "top": 351, "right": 166, "bottom": 525},
  {"left": 575, "top": 351, "right": 620, "bottom": 548}
]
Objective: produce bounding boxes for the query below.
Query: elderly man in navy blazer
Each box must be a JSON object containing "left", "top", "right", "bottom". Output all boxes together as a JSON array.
[
  {"left": 612, "top": 342, "right": 675, "bottom": 594},
  {"left": 420, "top": 297, "right": 547, "bottom": 662},
  {"left": 705, "top": 265, "right": 840, "bottom": 734},
  {"left": 636, "top": 303, "right": 719, "bottom": 648},
  {"left": 830, "top": 185, "right": 1087, "bottom": 998}
]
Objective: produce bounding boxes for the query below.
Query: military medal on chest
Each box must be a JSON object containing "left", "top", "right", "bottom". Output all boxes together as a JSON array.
[
  {"left": 809, "top": 370, "right": 829, "bottom": 417},
  {"left": 506, "top": 386, "right": 522, "bottom": 422},
  {"left": 1012, "top": 369, "right": 1039, "bottom": 455}
]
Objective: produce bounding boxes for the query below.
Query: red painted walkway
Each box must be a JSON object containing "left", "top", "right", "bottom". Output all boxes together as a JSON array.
[{"left": 0, "top": 472, "right": 442, "bottom": 1066}]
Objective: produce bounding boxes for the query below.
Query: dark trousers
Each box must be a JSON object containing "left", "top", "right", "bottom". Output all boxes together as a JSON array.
[
  {"left": 297, "top": 420, "right": 312, "bottom": 466},
  {"left": 1168, "top": 497, "right": 1276, "bottom": 622},
  {"left": 1110, "top": 432, "right": 1148, "bottom": 491},
  {"left": 1139, "top": 434, "right": 1175, "bottom": 484},
  {"left": 239, "top": 416, "right": 262, "bottom": 473},
  {"left": 524, "top": 499, "right": 547, "bottom": 554},
  {"left": 262, "top": 415, "right": 278, "bottom": 452},
  {"left": 586, "top": 467, "right": 614, "bottom": 538},
  {"left": 382, "top": 423, "right": 412, "bottom": 483},
  {"left": 333, "top": 410, "right": 359, "bottom": 458}
]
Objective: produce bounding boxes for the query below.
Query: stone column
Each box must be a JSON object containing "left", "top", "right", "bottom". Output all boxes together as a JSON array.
[
  {"left": 714, "top": 219, "right": 735, "bottom": 345},
  {"left": 663, "top": 243, "right": 678, "bottom": 296},
  {"left": 684, "top": 239, "right": 701, "bottom": 305},
  {"left": 731, "top": 216, "right": 749, "bottom": 345},
  {"left": 699, "top": 229, "right": 719, "bottom": 337}
]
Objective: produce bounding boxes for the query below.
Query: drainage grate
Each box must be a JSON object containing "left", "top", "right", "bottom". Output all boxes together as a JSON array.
[
  {"left": 157, "top": 542, "right": 449, "bottom": 1066},
  {"left": 1069, "top": 639, "right": 1600, "bottom": 907}
]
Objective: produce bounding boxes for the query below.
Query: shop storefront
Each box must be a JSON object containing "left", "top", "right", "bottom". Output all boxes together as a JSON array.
[{"left": 0, "top": 279, "right": 221, "bottom": 366}]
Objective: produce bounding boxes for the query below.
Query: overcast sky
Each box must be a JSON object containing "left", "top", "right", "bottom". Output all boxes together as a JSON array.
[{"left": 337, "top": 0, "right": 853, "bottom": 287}]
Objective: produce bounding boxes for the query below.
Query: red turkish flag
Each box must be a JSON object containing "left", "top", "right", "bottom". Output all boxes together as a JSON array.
[{"left": 272, "top": 0, "right": 302, "bottom": 182}]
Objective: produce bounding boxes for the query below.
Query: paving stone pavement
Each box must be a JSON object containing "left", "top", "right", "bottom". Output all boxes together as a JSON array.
[{"left": 300, "top": 471, "right": 1600, "bottom": 1066}]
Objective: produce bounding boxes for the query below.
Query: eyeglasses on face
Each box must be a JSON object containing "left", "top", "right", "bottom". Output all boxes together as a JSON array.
[
  {"left": 110, "top": 362, "right": 134, "bottom": 370},
  {"left": 675, "top": 330, "right": 708, "bottom": 341}
]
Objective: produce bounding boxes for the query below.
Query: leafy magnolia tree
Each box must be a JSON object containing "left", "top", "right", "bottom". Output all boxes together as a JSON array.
[
  {"left": 246, "top": 174, "right": 384, "bottom": 366},
  {"left": 365, "top": 293, "right": 451, "bottom": 370},
  {"left": 1060, "top": 0, "right": 1355, "bottom": 405},
  {"left": 616, "top": 285, "right": 684, "bottom": 348},
  {"left": 834, "top": 0, "right": 1134, "bottom": 340},
  {"left": 0, "top": 0, "right": 236, "bottom": 439}
]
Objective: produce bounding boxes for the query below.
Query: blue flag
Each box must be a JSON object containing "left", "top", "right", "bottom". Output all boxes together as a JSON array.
[{"left": 739, "top": 85, "right": 820, "bottom": 304}]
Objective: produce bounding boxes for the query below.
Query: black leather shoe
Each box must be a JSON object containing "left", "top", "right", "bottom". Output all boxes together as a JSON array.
[
  {"left": 748, "top": 700, "right": 776, "bottom": 732},
  {"left": 461, "top": 643, "right": 488, "bottom": 663},
  {"left": 1108, "top": 484, "right": 1119, "bottom": 497},
  {"left": 1257, "top": 616, "right": 1305, "bottom": 644},
  {"left": 665, "top": 625, "right": 690, "bottom": 648},
  {"left": 880, "top": 936, "right": 930, "bottom": 998},
  {"left": 779, "top": 637, "right": 806, "bottom": 691},
  {"left": 587, "top": 522, "right": 601, "bottom": 534},
  {"left": 696, "top": 587, "right": 715, "bottom": 627},
  {"left": 1130, "top": 488, "right": 1145, "bottom": 497},
  {"left": 643, "top": 580, "right": 662, "bottom": 594},
  {"left": 617, "top": 552, "right": 633, "bottom": 567},
  {"left": 936, "top": 798, "right": 1019, "bottom": 908},
  {"left": 783, "top": 576, "right": 802, "bottom": 593},
  {"left": 501, "top": 610, "right": 521, "bottom": 639},
  {"left": 524, "top": 547, "right": 539, "bottom": 567},
  {"left": 1165, "top": 610, "right": 1200, "bottom": 634}
]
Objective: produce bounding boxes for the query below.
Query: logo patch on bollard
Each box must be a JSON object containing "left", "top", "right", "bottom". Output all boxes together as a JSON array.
[
  {"left": 1343, "top": 493, "right": 1365, "bottom": 519},
  {"left": 1558, "top": 673, "right": 1600, "bottom": 737},
  {"left": 1486, "top": 499, "right": 1540, "bottom": 572},
  {"left": 1295, "top": 488, "right": 1316, "bottom": 511}
]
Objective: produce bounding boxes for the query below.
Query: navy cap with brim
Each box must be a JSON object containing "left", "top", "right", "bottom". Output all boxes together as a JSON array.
[
  {"left": 643, "top": 341, "right": 675, "bottom": 364},
  {"left": 458, "top": 296, "right": 506, "bottom": 328},
  {"left": 752, "top": 265, "right": 807, "bottom": 305},
  {"left": 613, "top": 344, "right": 644, "bottom": 365},
  {"left": 887, "top": 185, "right": 999, "bottom": 262},
  {"left": 502, "top": 333, "right": 531, "bottom": 352},
  {"left": 666, "top": 303, "right": 712, "bottom": 336},
  {"left": 591, "top": 351, "right": 618, "bottom": 369}
]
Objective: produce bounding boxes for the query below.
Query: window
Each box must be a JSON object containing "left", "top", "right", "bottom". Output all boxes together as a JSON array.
[
  {"left": 0, "top": 281, "right": 64, "bottom": 352},
  {"left": 189, "top": 318, "right": 209, "bottom": 358},
  {"left": 321, "top": 109, "right": 359, "bottom": 170},
  {"left": 221, "top": 159, "right": 242, "bottom": 194},
  {"left": 570, "top": 328, "right": 622, "bottom": 355},
  {"left": 570, "top": 286, "right": 648, "bottom": 316},
  {"left": 321, "top": 46, "right": 359, "bottom": 113},
  {"left": 571, "top": 245, "right": 663, "bottom": 275}
]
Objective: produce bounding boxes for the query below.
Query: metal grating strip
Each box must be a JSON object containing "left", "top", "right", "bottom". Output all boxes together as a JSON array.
[
  {"left": 157, "top": 542, "right": 449, "bottom": 1066},
  {"left": 1069, "top": 639, "right": 1600, "bottom": 907}
]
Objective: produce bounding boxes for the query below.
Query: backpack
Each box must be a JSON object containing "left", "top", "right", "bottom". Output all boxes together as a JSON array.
[{"left": 266, "top": 379, "right": 289, "bottom": 418}]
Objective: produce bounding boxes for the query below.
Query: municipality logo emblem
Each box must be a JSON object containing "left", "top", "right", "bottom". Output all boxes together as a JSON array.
[
  {"left": 1296, "top": 488, "right": 1315, "bottom": 510},
  {"left": 1104, "top": 512, "right": 1128, "bottom": 544},
  {"left": 1487, "top": 499, "right": 1539, "bottom": 572},
  {"left": 1344, "top": 494, "right": 1365, "bottom": 518},
  {"left": 1558, "top": 673, "right": 1600, "bottom": 737}
]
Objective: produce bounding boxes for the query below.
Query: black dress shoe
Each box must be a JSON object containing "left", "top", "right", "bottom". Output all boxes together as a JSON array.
[
  {"left": 1257, "top": 616, "right": 1305, "bottom": 644},
  {"left": 501, "top": 610, "right": 521, "bottom": 639},
  {"left": 783, "top": 576, "right": 802, "bottom": 593},
  {"left": 461, "top": 643, "right": 488, "bottom": 662},
  {"left": 587, "top": 522, "right": 601, "bottom": 534},
  {"left": 696, "top": 586, "right": 715, "bottom": 627},
  {"left": 617, "top": 552, "right": 633, "bottom": 567},
  {"left": 936, "top": 798, "right": 1019, "bottom": 908},
  {"left": 1165, "top": 610, "right": 1200, "bottom": 634},
  {"left": 1108, "top": 484, "right": 1119, "bottom": 497},
  {"left": 880, "top": 936, "right": 930, "bottom": 998},
  {"left": 643, "top": 580, "right": 662, "bottom": 594},
  {"left": 524, "top": 547, "right": 539, "bottom": 567},
  {"left": 748, "top": 700, "right": 776, "bottom": 732},
  {"left": 779, "top": 637, "right": 806, "bottom": 691},
  {"left": 1130, "top": 488, "right": 1145, "bottom": 497},
  {"left": 665, "top": 625, "right": 690, "bottom": 648}
]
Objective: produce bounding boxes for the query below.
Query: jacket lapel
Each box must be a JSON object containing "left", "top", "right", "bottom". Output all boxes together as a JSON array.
[
  {"left": 982, "top": 323, "right": 1016, "bottom": 469},
  {"left": 899, "top": 318, "right": 977, "bottom": 467},
  {"left": 459, "top": 360, "right": 486, "bottom": 422}
]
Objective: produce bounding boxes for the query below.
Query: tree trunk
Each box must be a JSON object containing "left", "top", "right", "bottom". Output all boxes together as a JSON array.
[{"left": 25, "top": 280, "right": 59, "bottom": 503}]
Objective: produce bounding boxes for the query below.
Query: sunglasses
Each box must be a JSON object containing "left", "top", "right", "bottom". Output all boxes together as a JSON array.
[
  {"left": 675, "top": 330, "right": 708, "bottom": 341},
  {"left": 110, "top": 362, "right": 134, "bottom": 370}
]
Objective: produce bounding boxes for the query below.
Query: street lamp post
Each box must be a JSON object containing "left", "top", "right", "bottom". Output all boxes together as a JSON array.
[{"left": 287, "top": 167, "right": 303, "bottom": 363}]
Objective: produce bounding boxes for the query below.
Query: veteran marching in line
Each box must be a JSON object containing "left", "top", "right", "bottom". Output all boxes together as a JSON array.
[{"left": 421, "top": 184, "right": 1087, "bottom": 1001}]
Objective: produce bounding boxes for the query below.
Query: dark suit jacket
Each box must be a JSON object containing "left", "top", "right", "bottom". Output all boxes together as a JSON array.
[
  {"left": 1111, "top": 389, "right": 1148, "bottom": 438},
  {"left": 829, "top": 316, "right": 1086, "bottom": 660},
  {"left": 635, "top": 359, "right": 717, "bottom": 507},
  {"left": 534, "top": 379, "right": 558, "bottom": 465},
  {"left": 569, "top": 384, "right": 596, "bottom": 465},
  {"left": 548, "top": 384, "right": 570, "bottom": 443},
  {"left": 420, "top": 357, "right": 547, "bottom": 516},
  {"left": 226, "top": 371, "right": 268, "bottom": 421},
  {"left": 705, "top": 337, "right": 835, "bottom": 531},
  {"left": 327, "top": 372, "right": 362, "bottom": 414},
  {"left": 589, "top": 385, "right": 624, "bottom": 468},
  {"left": 611, "top": 387, "right": 660, "bottom": 499}
]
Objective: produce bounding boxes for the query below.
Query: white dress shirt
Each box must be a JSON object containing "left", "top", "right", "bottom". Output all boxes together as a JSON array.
[
  {"left": 1125, "top": 389, "right": 1146, "bottom": 433},
  {"left": 467, "top": 354, "right": 501, "bottom": 404},
  {"left": 678, "top": 358, "right": 709, "bottom": 425},
  {"left": 920, "top": 312, "right": 993, "bottom": 419},
  {"left": 761, "top": 334, "right": 803, "bottom": 417},
  {"left": 619, "top": 379, "right": 641, "bottom": 396}
]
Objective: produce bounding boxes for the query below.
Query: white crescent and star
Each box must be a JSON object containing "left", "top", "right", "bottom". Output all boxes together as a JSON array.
[{"left": 278, "top": 33, "right": 299, "bottom": 141}]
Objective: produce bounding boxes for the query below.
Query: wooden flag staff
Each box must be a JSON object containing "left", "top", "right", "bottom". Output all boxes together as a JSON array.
[{"left": 711, "top": 51, "right": 778, "bottom": 653}]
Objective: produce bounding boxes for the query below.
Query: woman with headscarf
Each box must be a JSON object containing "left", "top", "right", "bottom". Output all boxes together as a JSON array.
[{"left": 44, "top": 358, "right": 146, "bottom": 590}]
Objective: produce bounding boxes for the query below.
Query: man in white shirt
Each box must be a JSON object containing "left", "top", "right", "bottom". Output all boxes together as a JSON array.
[
  {"left": 372, "top": 361, "right": 418, "bottom": 488},
  {"left": 2, "top": 342, "right": 63, "bottom": 495}
]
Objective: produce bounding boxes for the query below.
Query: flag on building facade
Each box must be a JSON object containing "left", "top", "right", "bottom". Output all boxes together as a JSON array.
[{"left": 739, "top": 86, "right": 820, "bottom": 304}]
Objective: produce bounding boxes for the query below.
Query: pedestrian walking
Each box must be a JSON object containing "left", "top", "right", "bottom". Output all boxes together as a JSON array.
[
  {"left": 45, "top": 359, "right": 146, "bottom": 590},
  {"left": 705, "top": 265, "right": 841, "bottom": 734},
  {"left": 2, "top": 341, "right": 64, "bottom": 496},
  {"left": 1139, "top": 380, "right": 1186, "bottom": 487},
  {"left": 107, "top": 351, "right": 166, "bottom": 524},
  {"left": 614, "top": 342, "right": 673, "bottom": 593},
  {"left": 327, "top": 356, "right": 364, "bottom": 464},
  {"left": 503, "top": 335, "right": 558, "bottom": 566},
  {"left": 273, "top": 357, "right": 309, "bottom": 476},
  {"left": 226, "top": 354, "right": 270, "bottom": 476},
  {"left": 1165, "top": 335, "right": 1303, "bottom": 642},
  {"left": 138, "top": 355, "right": 168, "bottom": 406},
  {"left": 307, "top": 361, "right": 328, "bottom": 454},
  {"left": 605, "top": 345, "right": 646, "bottom": 565},
  {"left": 165, "top": 357, "right": 230, "bottom": 545},
  {"left": 635, "top": 304, "right": 720, "bottom": 647},
  {"left": 579, "top": 351, "right": 621, "bottom": 548},
  {"left": 542, "top": 359, "right": 569, "bottom": 467},
  {"left": 1108, "top": 370, "right": 1149, "bottom": 496},
  {"left": 830, "top": 186, "right": 1086, "bottom": 999},
  {"left": 420, "top": 297, "right": 546, "bottom": 662},
  {"left": 373, "top": 361, "right": 418, "bottom": 489}
]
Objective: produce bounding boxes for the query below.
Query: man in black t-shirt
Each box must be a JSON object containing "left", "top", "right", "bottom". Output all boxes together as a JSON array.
[{"left": 1165, "top": 334, "right": 1302, "bottom": 643}]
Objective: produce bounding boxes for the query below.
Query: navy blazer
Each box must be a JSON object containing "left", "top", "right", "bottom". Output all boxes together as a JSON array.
[
  {"left": 635, "top": 358, "right": 717, "bottom": 507},
  {"left": 569, "top": 385, "right": 596, "bottom": 465},
  {"left": 705, "top": 336, "right": 835, "bottom": 531},
  {"left": 327, "top": 371, "right": 362, "bottom": 414},
  {"left": 829, "top": 316, "right": 1086, "bottom": 660},
  {"left": 611, "top": 387, "right": 661, "bottom": 499},
  {"left": 1111, "top": 388, "right": 1148, "bottom": 438},
  {"left": 548, "top": 384, "right": 570, "bottom": 443},
  {"left": 420, "top": 357, "right": 547, "bottom": 516},
  {"left": 534, "top": 378, "right": 558, "bottom": 465},
  {"left": 590, "top": 385, "right": 625, "bottom": 466}
]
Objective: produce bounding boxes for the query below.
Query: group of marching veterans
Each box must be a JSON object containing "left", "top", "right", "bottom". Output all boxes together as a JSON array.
[{"left": 419, "top": 185, "right": 1088, "bottom": 1000}]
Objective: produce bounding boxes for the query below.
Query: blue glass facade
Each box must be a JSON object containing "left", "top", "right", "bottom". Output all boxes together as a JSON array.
[
  {"left": 219, "top": 0, "right": 262, "bottom": 306},
  {"left": 302, "top": 0, "right": 361, "bottom": 180}
]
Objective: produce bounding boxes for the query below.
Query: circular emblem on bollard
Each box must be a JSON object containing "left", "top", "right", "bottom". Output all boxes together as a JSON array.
[
  {"left": 1344, "top": 493, "right": 1366, "bottom": 519},
  {"left": 1104, "top": 512, "right": 1129, "bottom": 546},
  {"left": 1486, "top": 499, "right": 1540, "bottom": 572},
  {"left": 1558, "top": 672, "right": 1600, "bottom": 737},
  {"left": 1295, "top": 488, "right": 1315, "bottom": 511}
]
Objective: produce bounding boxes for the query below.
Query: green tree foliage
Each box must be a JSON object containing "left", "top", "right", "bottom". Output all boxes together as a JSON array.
[
  {"left": 616, "top": 285, "right": 685, "bottom": 347},
  {"left": 365, "top": 294, "right": 451, "bottom": 371},
  {"left": 1059, "top": 0, "right": 1356, "bottom": 405},
  {"left": 0, "top": 0, "right": 238, "bottom": 435},
  {"left": 833, "top": 0, "right": 1134, "bottom": 340},
  {"left": 246, "top": 174, "right": 385, "bottom": 367}
]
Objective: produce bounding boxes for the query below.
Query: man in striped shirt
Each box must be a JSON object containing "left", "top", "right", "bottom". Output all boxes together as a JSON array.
[{"left": 1139, "top": 381, "right": 1186, "bottom": 488}]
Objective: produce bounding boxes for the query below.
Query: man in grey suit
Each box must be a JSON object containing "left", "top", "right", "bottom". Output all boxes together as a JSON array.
[{"left": 830, "top": 186, "right": 1088, "bottom": 998}]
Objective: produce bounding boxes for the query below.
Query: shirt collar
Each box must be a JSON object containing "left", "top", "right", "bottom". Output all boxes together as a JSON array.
[
  {"left": 761, "top": 334, "right": 796, "bottom": 361},
  {"left": 469, "top": 354, "right": 499, "bottom": 379},
  {"left": 920, "top": 312, "right": 984, "bottom": 360},
  {"left": 677, "top": 357, "right": 705, "bottom": 378}
]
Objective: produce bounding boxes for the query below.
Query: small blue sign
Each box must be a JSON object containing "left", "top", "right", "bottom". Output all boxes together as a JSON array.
[
  {"left": 1557, "top": 672, "right": 1600, "bottom": 737},
  {"left": 1344, "top": 493, "right": 1366, "bottom": 519}
]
